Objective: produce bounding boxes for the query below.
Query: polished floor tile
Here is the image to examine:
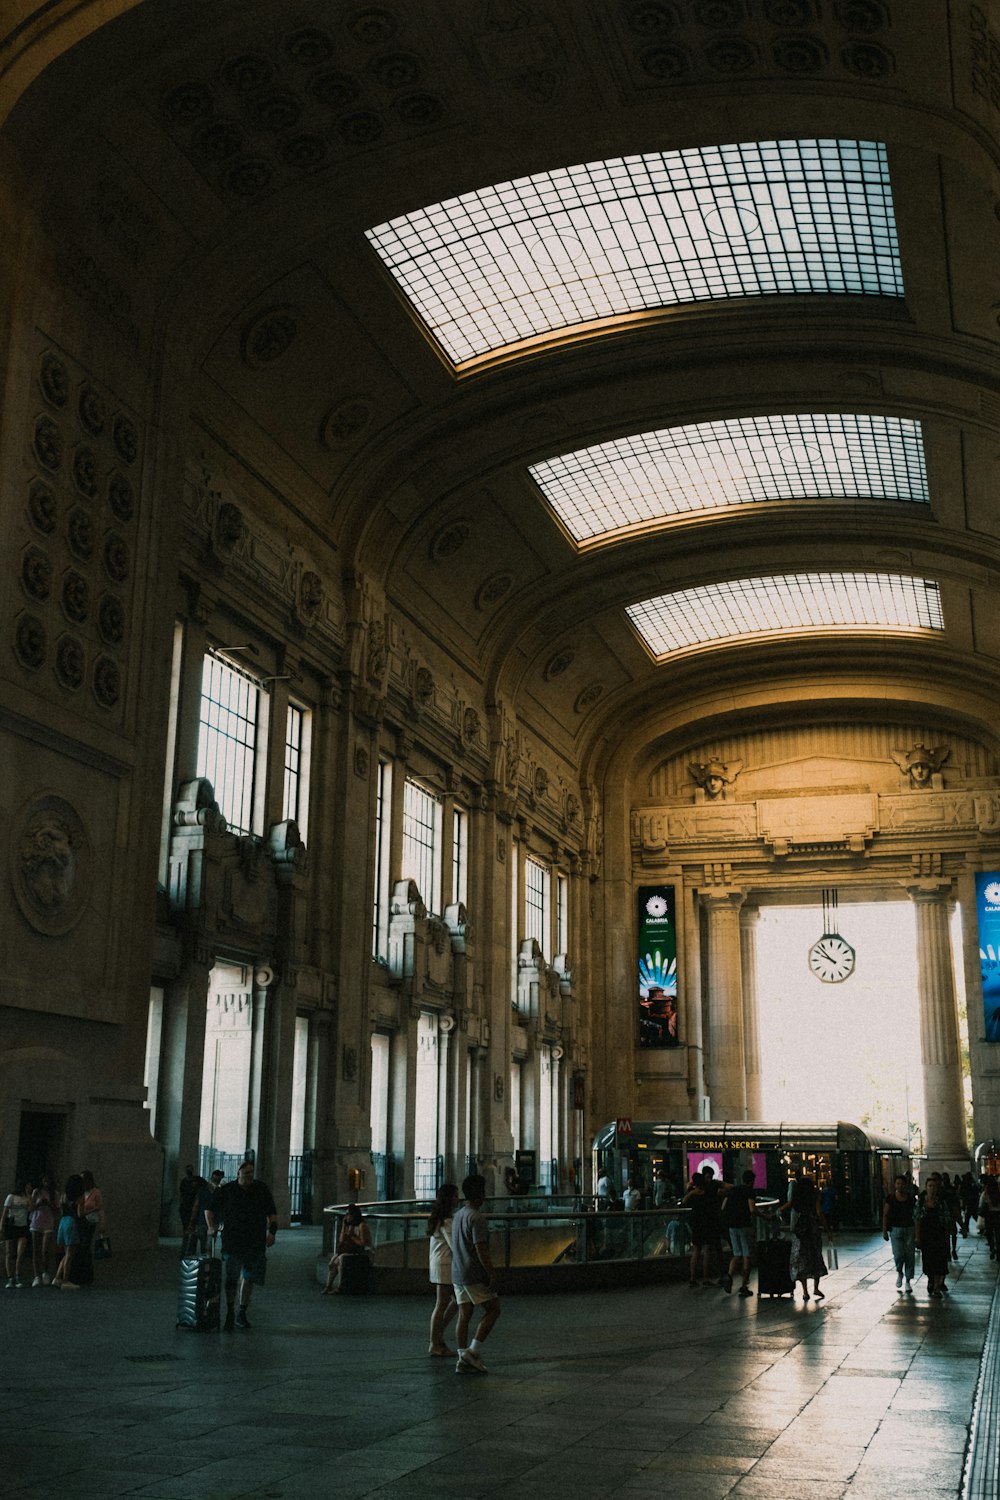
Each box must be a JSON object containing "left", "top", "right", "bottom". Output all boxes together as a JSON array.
[{"left": 0, "top": 1228, "right": 995, "bottom": 1499}]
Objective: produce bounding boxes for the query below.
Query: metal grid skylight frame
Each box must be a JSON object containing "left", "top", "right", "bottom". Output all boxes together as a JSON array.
[
  {"left": 365, "top": 139, "right": 902, "bottom": 365},
  {"left": 626, "top": 572, "right": 943, "bottom": 658},
  {"left": 530, "top": 414, "right": 927, "bottom": 544}
]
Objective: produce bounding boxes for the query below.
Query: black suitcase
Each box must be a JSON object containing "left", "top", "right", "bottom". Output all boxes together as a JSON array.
[
  {"left": 338, "top": 1253, "right": 372, "bottom": 1295},
  {"left": 177, "top": 1250, "right": 222, "bottom": 1330},
  {"left": 757, "top": 1236, "right": 794, "bottom": 1298}
]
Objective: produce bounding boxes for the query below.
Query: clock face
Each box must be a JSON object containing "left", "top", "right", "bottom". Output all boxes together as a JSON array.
[{"left": 808, "top": 934, "right": 855, "bottom": 983}]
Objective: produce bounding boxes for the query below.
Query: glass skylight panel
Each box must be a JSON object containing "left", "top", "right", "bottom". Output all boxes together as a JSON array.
[
  {"left": 530, "top": 414, "right": 927, "bottom": 543},
  {"left": 626, "top": 573, "right": 943, "bottom": 658},
  {"left": 365, "top": 140, "right": 902, "bottom": 364}
]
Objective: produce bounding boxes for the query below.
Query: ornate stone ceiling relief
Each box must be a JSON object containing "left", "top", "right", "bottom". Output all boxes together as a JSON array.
[{"left": 153, "top": 13, "right": 451, "bottom": 204}]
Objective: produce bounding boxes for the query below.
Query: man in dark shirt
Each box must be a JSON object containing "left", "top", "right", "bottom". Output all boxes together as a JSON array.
[
  {"left": 721, "top": 1170, "right": 758, "bottom": 1296},
  {"left": 205, "top": 1160, "right": 277, "bottom": 1331}
]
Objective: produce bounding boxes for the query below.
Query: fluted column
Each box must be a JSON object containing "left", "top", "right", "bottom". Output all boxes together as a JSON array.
[
  {"left": 740, "top": 906, "right": 763, "bottom": 1118},
  {"left": 907, "top": 880, "right": 967, "bottom": 1162},
  {"left": 700, "top": 888, "right": 748, "bottom": 1120}
]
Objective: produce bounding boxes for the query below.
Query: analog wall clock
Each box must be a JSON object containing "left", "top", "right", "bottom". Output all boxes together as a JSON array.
[{"left": 808, "top": 889, "right": 855, "bottom": 983}]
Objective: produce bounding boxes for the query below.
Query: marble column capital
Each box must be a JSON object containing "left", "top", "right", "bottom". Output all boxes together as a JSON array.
[
  {"left": 904, "top": 878, "right": 954, "bottom": 905},
  {"left": 699, "top": 888, "right": 746, "bottom": 914}
]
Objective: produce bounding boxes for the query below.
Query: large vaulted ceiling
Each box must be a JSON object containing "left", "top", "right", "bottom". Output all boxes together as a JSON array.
[{"left": 5, "top": 0, "right": 1000, "bottom": 783}]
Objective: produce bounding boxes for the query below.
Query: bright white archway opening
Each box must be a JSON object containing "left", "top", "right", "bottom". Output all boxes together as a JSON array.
[{"left": 755, "top": 902, "right": 969, "bottom": 1150}]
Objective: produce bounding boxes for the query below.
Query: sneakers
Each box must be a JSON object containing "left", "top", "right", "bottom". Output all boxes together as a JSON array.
[
  {"left": 235, "top": 1307, "right": 250, "bottom": 1329},
  {"left": 456, "top": 1349, "right": 488, "bottom": 1374},
  {"left": 3, "top": 1279, "right": 13, "bottom": 1290},
  {"left": 738, "top": 1285, "right": 753, "bottom": 1297},
  {"left": 13, "top": 1277, "right": 25, "bottom": 1288},
  {"left": 895, "top": 1273, "right": 903, "bottom": 1288},
  {"left": 31, "top": 1277, "right": 42, "bottom": 1288},
  {"left": 60, "top": 1281, "right": 81, "bottom": 1291},
  {"left": 52, "top": 1276, "right": 63, "bottom": 1288},
  {"left": 904, "top": 1281, "right": 913, "bottom": 1293}
]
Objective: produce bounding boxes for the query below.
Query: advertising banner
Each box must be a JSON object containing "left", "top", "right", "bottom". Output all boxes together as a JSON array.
[
  {"left": 975, "top": 873, "right": 1000, "bottom": 1041},
  {"left": 688, "top": 1150, "right": 723, "bottom": 1181},
  {"left": 638, "top": 885, "right": 679, "bottom": 1048}
]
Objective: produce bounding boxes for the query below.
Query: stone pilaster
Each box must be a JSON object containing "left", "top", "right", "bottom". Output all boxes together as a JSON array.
[
  {"left": 740, "top": 906, "right": 763, "bottom": 1118},
  {"left": 700, "top": 888, "right": 748, "bottom": 1120}
]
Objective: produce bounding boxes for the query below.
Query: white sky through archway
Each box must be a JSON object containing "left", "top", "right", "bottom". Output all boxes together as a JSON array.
[{"left": 754, "top": 902, "right": 967, "bottom": 1148}]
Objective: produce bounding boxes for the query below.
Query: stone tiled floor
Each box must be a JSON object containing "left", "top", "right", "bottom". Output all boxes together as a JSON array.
[{"left": 0, "top": 1228, "right": 994, "bottom": 1499}]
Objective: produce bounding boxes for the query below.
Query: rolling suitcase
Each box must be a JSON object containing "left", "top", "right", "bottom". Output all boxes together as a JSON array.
[
  {"left": 177, "top": 1244, "right": 222, "bottom": 1330},
  {"left": 756, "top": 1235, "right": 794, "bottom": 1298}
]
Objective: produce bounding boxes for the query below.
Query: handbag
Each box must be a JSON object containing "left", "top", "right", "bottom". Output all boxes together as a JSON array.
[{"left": 93, "top": 1234, "right": 112, "bottom": 1260}]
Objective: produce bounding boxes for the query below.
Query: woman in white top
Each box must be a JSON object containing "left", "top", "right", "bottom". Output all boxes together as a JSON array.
[
  {"left": 427, "top": 1182, "right": 459, "bottom": 1357},
  {"left": 1, "top": 1179, "right": 32, "bottom": 1288}
]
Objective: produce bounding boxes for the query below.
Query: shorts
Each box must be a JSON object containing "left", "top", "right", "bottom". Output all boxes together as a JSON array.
[
  {"left": 57, "top": 1217, "right": 80, "bottom": 1248},
  {"left": 223, "top": 1249, "right": 267, "bottom": 1288},
  {"left": 3, "top": 1219, "right": 29, "bottom": 1242},
  {"left": 727, "top": 1228, "right": 751, "bottom": 1257},
  {"left": 453, "top": 1281, "right": 496, "bottom": 1306}
]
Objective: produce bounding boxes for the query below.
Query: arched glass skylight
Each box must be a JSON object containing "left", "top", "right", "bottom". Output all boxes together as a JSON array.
[
  {"left": 365, "top": 139, "right": 902, "bottom": 366},
  {"left": 530, "top": 414, "right": 927, "bottom": 544},
  {"left": 626, "top": 573, "right": 943, "bottom": 658}
]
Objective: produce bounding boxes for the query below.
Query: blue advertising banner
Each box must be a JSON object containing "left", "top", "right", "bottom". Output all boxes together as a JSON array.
[
  {"left": 976, "top": 873, "right": 1000, "bottom": 1041},
  {"left": 638, "top": 885, "right": 679, "bottom": 1048}
]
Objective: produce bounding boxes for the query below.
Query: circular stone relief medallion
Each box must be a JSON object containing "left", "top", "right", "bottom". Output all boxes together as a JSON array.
[{"left": 11, "top": 792, "right": 91, "bottom": 936}]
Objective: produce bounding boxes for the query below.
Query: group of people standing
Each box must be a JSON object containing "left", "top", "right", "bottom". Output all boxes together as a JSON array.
[
  {"left": 1, "top": 1171, "right": 105, "bottom": 1290},
  {"left": 683, "top": 1165, "right": 830, "bottom": 1301}
]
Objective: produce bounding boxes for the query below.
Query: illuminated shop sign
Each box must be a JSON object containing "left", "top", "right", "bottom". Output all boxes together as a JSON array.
[
  {"left": 976, "top": 872, "right": 1000, "bottom": 1041},
  {"left": 690, "top": 1139, "right": 762, "bottom": 1152},
  {"left": 638, "top": 884, "right": 678, "bottom": 1048}
]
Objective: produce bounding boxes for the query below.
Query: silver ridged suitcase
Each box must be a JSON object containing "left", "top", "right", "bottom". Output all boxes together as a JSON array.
[{"left": 176, "top": 1249, "right": 221, "bottom": 1330}]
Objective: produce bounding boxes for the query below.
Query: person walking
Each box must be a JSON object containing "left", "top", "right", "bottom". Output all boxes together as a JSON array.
[
  {"left": 960, "top": 1172, "right": 980, "bottom": 1235},
  {"left": 978, "top": 1176, "right": 1000, "bottom": 1260},
  {"left": 916, "top": 1173, "right": 965, "bottom": 1297},
  {"left": 882, "top": 1174, "right": 916, "bottom": 1292},
  {"left": 452, "top": 1174, "right": 501, "bottom": 1374},
  {"left": 941, "top": 1173, "right": 961, "bottom": 1260},
  {"left": 779, "top": 1174, "right": 827, "bottom": 1300},
  {"left": 426, "top": 1182, "right": 459, "bottom": 1356},
  {"left": 721, "top": 1170, "right": 758, "bottom": 1296},
  {"left": 205, "top": 1160, "right": 277, "bottom": 1330}
]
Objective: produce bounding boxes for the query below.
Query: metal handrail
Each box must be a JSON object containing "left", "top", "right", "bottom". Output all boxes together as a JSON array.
[{"left": 322, "top": 1198, "right": 781, "bottom": 1268}]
